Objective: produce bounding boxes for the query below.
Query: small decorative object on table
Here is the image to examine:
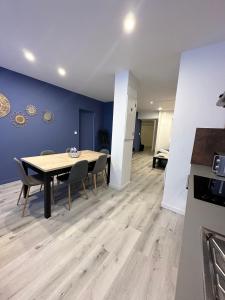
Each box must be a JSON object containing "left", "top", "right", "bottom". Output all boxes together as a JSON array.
[{"left": 69, "top": 147, "right": 80, "bottom": 158}]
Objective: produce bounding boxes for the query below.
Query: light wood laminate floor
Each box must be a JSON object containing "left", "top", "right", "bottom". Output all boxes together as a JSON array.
[{"left": 0, "top": 152, "right": 184, "bottom": 300}]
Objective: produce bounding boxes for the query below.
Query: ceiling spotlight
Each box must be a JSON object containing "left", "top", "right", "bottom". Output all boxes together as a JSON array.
[
  {"left": 57, "top": 67, "right": 66, "bottom": 76},
  {"left": 158, "top": 107, "right": 162, "bottom": 111},
  {"left": 150, "top": 101, "right": 154, "bottom": 105},
  {"left": 123, "top": 11, "right": 136, "bottom": 34},
  {"left": 23, "top": 49, "right": 35, "bottom": 62}
]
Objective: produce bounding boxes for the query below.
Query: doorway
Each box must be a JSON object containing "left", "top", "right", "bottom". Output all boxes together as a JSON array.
[
  {"left": 140, "top": 120, "right": 157, "bottom": 153},
  {"left": 79, "top": 110, "right": 95, "bottom": 150}
]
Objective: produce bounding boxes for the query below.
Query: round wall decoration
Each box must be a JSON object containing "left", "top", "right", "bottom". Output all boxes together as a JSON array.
[
  {"left": 26, "top": 104, "right": 38, "bottom": 116},
  {"left": 0, "top": 93, "right": 11, "bottom": 118},
  {"left": 42, "top": 111, "right": 54, "bottom": 123},
  {"left": 11, "top": 112, "right": 28, "bottom": 127}
]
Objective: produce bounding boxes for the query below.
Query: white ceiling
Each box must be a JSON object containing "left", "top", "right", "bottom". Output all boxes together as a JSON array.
[{"left": 1, "top": 0, "right": 225, "bottom": 111}]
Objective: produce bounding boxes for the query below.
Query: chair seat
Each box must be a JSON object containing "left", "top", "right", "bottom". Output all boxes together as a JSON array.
[
  {"left": 27, "top": 174, "right": 53, "bottom": 186},
  {"left": 57, "top": 173, "right": 70, "bottom": 182},
  {"left": 57, "top": 160, "right": 89, "bottom": 210},
  {"left": 27, "top": 174, "right": 45, "bottom": 186}
]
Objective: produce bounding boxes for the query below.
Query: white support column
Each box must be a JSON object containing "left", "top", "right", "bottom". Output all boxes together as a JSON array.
[{"left": 110, "top": 70, "right": 138, "bottom": 190}]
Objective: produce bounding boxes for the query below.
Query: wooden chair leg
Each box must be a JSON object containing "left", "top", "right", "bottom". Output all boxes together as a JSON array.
[
  {"left": 17, "top": 184, "right": 24, "bottom": 205},
  {"left": 87, "top": 174, "right": 91, "bottom": 189},
  {"left": 103, "top": 171, "right": 107, "bottom": 185},
  {"left": 105, "top": 169, "right": 108, "bottom": 182},
  {"left": 82, "top": 179, "right": 88, "bottom": 199},
  {"left": 68, "top": 184, "right": 71, "bottom": 210},
  {"left": 93, "top": 174, "right": 97, "bottom": 190},
  {"left": 22, "top": 186, "right": 30, "bottom": 217}
]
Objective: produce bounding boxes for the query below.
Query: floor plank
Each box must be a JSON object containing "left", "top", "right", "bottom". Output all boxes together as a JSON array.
[{"left": 0, "top": 151, "right": 183, "bottom": 300}]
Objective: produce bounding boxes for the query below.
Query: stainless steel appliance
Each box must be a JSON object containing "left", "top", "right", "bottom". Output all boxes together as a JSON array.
[
  {"left": 213, "top": 155, "right": 225, "bottom": 177},
  {"left": 202, "top": 228, "right": 225, "bottom": 300},
  {"left": 175, "top": 128, "right": 225, "bottom": 300}
]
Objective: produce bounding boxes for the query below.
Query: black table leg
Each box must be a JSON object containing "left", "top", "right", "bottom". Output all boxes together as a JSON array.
[
  {"left": 44, "top": 173, "right": 51, "bottom": 218},
  {"left": 107, "top": 157, "right": 111, "bottom": 185},
  {"left": 152, "top": 157, "right": 156, "bottom": 168},
  {"left": 22, "top": 162, "right": 29, "bottom": 197}
]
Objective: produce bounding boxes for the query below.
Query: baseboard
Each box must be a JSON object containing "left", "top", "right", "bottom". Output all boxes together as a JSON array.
[
  {"left": 109, "top": 181, "right": 130, "bottom": 191},
  {"left": 161, "top": 202, "right": 185, "bottom": 215},
  {"left": 0, "top": 176, "right": 19, "bottom": 185}
]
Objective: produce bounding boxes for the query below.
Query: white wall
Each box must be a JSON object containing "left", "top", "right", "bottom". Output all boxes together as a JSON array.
[
  {"left": 155, "top": 111, "right": 173, "bottom": 153},
  {"left": 138, "top": 111, "right": 159, "bottom": 120},
  {"left": 138, "top": 110, "right": 174, "bottom": 153},
  {"left": 162, "top": 42, "right": 225, "bottom": 215}
]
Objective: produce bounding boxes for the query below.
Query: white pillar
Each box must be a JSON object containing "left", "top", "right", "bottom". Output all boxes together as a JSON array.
[{"left": 110, "top": 70, "right": 138, "bottom": 190}]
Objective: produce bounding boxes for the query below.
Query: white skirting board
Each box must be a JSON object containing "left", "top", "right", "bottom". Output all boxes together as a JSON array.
[
  {"left": 109, "top": 181, "right": 130, "bottom": 191},
  {"left": 161, "top": 202, "right": 185, "bottom": 215}
]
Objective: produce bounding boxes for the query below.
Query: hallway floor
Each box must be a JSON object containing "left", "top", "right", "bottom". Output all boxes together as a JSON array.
[{"left": 0, "top": 152, "right": 184, "bottom": 300}]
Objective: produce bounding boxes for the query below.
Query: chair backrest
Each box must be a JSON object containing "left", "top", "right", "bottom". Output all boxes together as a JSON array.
[
  {"left": 68, "top": 160, "right": 88, "bottom": 184},
  {"left": 14, "top": 158, "right": 29, "bottom": 185},
  {"left": 100, "top": 148, "right": 110, "bottom": 155},
  {"left": 93, "top": 154, "right": 107, "bottom": 174},
  {"left": 40, "top": 150, "right": 55, "bottom": 155},
  {"left": 66, "top": 147, "right": 71, "bottom": 153}
]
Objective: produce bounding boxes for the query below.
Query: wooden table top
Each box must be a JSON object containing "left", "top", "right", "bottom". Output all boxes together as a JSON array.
[{"left": 21, "top": 150, "right": 109, "bottom": 172}]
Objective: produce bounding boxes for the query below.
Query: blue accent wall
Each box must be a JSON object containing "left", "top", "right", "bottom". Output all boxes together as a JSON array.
[
  {"left": 0, "top": 67, "right": 106, "bottom": 184},
  {"left": 102, "top": 102, "right": 113, "bottom": 149},
  {"left": 133, "top": 113, "right": 141, "bottom": 152},
  {"left": 79, "top": 110, "right": 95, "bottom": 150}
]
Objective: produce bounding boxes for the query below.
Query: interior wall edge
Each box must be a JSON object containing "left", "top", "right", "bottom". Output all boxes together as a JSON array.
[{"left": 161, "top": 202, "right": 185, "bottom": 216}]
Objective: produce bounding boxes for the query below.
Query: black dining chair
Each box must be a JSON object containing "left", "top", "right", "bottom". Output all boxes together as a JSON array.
[
  {"left": 99, "top": 149, "right": 109, "bottom": 175},
  {"left": 99, "top": 148, "right": 110, "bottom": 155},
  {"left": 88, "top": 154, "right": 108, "bottom": 190},
  {"left": 14, "top": 158, "right": 54, "bottom": 217},
  {"left": 40, "top": 150, "right": 56, "bottom": 156},
  {"left": 57, "top": 160, "right": 88, "bottom": 210},
  {"left": 40, "top": 149, "right": 56, "bottom": 191}
]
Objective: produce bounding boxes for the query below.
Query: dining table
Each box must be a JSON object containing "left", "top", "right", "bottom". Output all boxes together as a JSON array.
[{"left": 21, "top": 150, "right": 111, "bottom": 218}]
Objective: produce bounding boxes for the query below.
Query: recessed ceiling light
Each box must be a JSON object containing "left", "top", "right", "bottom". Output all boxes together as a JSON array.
[
  {"left": 23, "top": 49, "right": 35, "bottom": 62},
  {"left": 150, "top": 101, "right": 154, "bottom": 105},
  {"left": 158, "top": 107, "right": 162, "bottom": 111},
  {"left": 57, "top": 67, "right": 66, "bottom": 76},
  {"left": 123, "top": 12, "right": 136, "bottom": 34}
]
